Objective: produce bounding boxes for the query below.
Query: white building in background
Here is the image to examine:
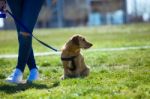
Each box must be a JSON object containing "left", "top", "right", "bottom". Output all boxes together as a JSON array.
[
  {"left": 0, "top": 18, "right": 4, "bottom": 28},
  {"left": 127, "top": 0, "right": 150, "bottom": 22}
]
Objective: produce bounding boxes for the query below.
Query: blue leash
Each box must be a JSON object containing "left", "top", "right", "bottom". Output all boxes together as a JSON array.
[{"left": 6, "top": 10, "right": 59, "bottom": 52}]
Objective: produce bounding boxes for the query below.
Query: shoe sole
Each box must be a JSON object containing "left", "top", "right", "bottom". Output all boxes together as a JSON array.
[{"left": 5, "top": 79, "right": 27, "bottom": 84}]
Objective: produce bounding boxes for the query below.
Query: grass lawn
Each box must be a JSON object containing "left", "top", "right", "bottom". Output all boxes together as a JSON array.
[{"left": 0, "top": 23, "right": 150, "bottom": 99}]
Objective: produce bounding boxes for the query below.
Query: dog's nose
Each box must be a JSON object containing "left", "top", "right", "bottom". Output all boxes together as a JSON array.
[
  {"left": 89, "top": 43, "right": 93, "bottom": 47},
  {"left": 86, "top": 43, "right": 93, "bottom": 48},
  {"left": 84, "top": 43, "right": 93, "bottom": 49},
  {"left": 90, "top": 44, "right": 93, "bottom": 46}
]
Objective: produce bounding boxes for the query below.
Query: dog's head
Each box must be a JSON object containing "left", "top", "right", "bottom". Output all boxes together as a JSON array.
[{"left": 71, "top": 35, "right": 93, "bottom": 49}]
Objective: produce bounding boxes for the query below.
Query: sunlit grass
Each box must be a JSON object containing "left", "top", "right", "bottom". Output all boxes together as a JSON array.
[
  {"left": 0, "top": 23, "right": 150, "bottom": 98},
  {"left": 0, "top": 23, "right": 150, "bottom": 54}
]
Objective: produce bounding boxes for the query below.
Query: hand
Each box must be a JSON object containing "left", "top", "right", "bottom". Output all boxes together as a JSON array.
[{"left": 0, "top": 0, "right": 6, "bottom": 11}]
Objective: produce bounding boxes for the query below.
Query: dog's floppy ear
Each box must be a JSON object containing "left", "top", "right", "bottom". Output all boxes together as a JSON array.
[{"left": 71, "top": 35, "right": 79, "bottom": 45}]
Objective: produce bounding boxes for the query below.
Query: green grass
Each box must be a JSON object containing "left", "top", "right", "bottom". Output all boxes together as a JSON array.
[{"left": 0, "top": 23, "right": 150, "bottom": 99}]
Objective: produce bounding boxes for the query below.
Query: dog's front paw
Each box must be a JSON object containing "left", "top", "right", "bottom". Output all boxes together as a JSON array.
[{"left": 81, "top": 67, "right": 90, "bottom": 77}]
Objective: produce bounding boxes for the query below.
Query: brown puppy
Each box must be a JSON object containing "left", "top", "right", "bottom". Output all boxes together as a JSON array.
[{"left": 61, "top": 34, "right": 93, "bottom": 79}]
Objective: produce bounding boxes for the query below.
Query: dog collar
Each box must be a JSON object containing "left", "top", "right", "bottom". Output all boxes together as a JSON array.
[{"left": 61, "top": 56, "right": 78, "bottom": 71}]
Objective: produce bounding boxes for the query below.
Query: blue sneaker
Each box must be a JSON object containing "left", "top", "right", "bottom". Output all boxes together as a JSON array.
[
  {"left": 27, "top": 68, "right": 39, "bottom": 82},
  {"left": 5, "top": 68, "right": 23, "bottom": 83}
]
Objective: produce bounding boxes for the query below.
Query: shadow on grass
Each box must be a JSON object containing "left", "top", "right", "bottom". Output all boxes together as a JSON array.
[{"left": 0, "top": 81, "right": 60, "bottom": 94}]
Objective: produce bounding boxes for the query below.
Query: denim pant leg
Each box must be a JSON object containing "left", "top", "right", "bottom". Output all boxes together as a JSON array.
[
  {"left": 6, "top": 0, "right": 22, "bottom": 34},
  {"left": 7, "top": 0, "right": 44, "bottom": 72},
  {"left": 19, "top": 0, "right": 44, "bottom": 71},
  {"left": 20, "top": 0, "right": 45, "bottom": 33},
  {"left": 27, "top": 47, "right": 37, "bottom": 70},
  {"left": 17, "top": 0, "right": 44, "bottom": 72},
  {"left": 7, "top": 0, "right": 27, "bottom": 72}
]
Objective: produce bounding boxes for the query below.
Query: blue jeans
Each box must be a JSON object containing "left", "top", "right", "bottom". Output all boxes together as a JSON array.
[{"left": 7, "top": 0, "right": 44, "bottom": 72}]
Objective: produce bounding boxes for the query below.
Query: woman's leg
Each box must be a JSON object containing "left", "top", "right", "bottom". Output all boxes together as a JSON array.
[
  {"left": 6, "top": 0, "right": 23, "bottom": 83},
  {"left": 6, "top": 0, "right": 44, "bottom": 83},
  {"left": 7, "top": 0, "right": 22, "bottom": 37},
  {"left": 7, "top": 0, "right": 37, "bottom": 72},
  {"left": 21, "top": 0, "right": 45, "bottom": 33},
  {"left": 16, "top": 0, "right": 44, "bottom": 72},
  {"left": 27, "top": 48, "right": 36, "bottom": 70}
]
